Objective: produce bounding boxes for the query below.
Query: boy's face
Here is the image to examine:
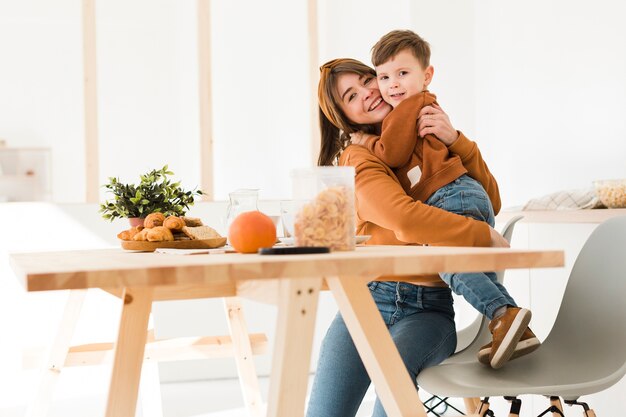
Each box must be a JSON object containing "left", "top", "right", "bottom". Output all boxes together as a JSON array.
[{"left": 375, "top": 49, "right": 434, "bottom": 107}]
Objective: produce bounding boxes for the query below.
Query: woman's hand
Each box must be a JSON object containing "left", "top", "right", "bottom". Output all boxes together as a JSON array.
[
  {"left": 417, "top": 103, "right": 459, "bottom": 146},
  {"left": 489, "top": 226, "right": 510, "bottom": 248},
  {"left": 350, "top": 131, "right": 376, "bottom": 147}
]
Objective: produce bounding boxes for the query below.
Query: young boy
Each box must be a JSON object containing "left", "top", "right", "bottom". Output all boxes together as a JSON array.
[{"left": 351, "top": 30, "right": 540, "bottom": 369}]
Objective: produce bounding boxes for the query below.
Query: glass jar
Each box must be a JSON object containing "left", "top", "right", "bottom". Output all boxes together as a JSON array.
[
  {"left": 226, "top": 188, "right": 259, "bottom": 232},
  {"left": 290, "top": 167, "right": 355, "bottom": 251}
]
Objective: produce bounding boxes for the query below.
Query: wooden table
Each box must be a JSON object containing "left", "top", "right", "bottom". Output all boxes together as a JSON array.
[{"left": 10, "top": 245, "right": 564, "bottom": 417}]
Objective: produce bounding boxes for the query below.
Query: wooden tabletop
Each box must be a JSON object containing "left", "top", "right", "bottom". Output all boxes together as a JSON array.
[
  {"left": 10, "top": 245, "right": 564, "bottom": 292},
  {"left": 11, "top": 244, "right": 565, "bottom": 417}
]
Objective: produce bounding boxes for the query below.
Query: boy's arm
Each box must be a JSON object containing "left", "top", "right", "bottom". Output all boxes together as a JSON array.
[
  {"left": 362, "top": 93, "right": 427, "bottom": 168},
  {"left": 448, "top": 133, "right": 502, "bottom": 214}
]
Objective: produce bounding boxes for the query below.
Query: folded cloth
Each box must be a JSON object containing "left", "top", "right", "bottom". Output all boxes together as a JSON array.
[{"left": 523, "top": 187, "right": 603, "bottom": 210}]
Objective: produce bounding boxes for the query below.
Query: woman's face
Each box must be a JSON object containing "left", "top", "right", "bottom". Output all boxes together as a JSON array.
[{"left": 336, "top": 72, "right": 392, "bottom": 126}]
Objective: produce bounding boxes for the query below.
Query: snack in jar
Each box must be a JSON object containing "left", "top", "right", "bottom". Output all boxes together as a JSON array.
[
  {"left": 291, "top": 167, "right": 355, "bottom": 251},
  {"left": 594, "top": 179, "right": 626, "bottom": 208}
]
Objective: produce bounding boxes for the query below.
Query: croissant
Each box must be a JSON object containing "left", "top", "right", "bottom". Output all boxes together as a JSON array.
[
  {"left": 117, "top": 226, "right": 144, "bottom": 241},
  {"left": 146, "top": 226, "right": 174, "bottom": 242},
  {"left": 144, "top": 212, "right": 165, "bottom": 228},
  {"left": 132, "top": 228, "right": 150, "bottom": 241},
  {"left": 164, "top": 216, "right": 185, "bottom": 231}
]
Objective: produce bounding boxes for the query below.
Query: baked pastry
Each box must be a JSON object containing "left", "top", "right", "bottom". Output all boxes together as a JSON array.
[
  {"left": 183, "top": 216, "right": 204, "bottom": 227},
  {"left": 117, "top": 226, "right": 144, "bottom": 241},
  {"left": 146, "top": 226, "right": 174, "bottom": 242},
  {"left": 164, "top": 216, "right": 185, "bottom": 231},
  {"left": 144, "top": 212, "right": 165, "bottom": 228},
  {"left": 132, "top": 228, "right": 150, "bottom": 241},
  {"left": 181, "top": 225, "right": 221, "bottom": 240}
]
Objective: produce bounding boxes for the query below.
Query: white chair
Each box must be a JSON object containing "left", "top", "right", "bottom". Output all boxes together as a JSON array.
[
  {"left": 421, "top": 215, "right": 524, "bottom": 415},
  {"left": 417, "top": 215, "right": 626, "bottom": 416}
]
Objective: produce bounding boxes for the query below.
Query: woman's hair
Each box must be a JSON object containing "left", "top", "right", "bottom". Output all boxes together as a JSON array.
[{"left": 317, "top": 58, "right": 378, "bottom": 166}]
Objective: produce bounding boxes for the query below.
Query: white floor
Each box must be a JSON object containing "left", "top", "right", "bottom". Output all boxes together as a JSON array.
[
  {"left": 1, "top": 370, "right": 370, "bottom": 417},
  {"left": 0, "top": 366, "right": 467, "bottom": 417}
]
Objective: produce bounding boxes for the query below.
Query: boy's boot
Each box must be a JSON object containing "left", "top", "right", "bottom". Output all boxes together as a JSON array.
[
  {"left": 479, "top": 307, "right": 533, "bottom": 369},
  {"left": 477, "top": 326, "right": 541, "bottom": 366}
]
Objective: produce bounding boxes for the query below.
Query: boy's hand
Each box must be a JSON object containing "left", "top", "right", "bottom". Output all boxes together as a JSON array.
[
  {"left": 350, "top": 131, "right": 375, "bottom": 146},
  {"left": 418, "top": 104, "right": 459, "bottom": 146}
]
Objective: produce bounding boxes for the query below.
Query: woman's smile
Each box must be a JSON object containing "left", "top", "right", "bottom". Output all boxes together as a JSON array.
[{"left": 368, "top": 97, "right": 384, "bottom": 112}]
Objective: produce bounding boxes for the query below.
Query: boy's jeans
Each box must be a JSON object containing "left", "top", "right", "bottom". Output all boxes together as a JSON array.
[
  {"left": 306, "top": 282, "right": 457, "bottom": 417},
  {"left": 425, "top": 174, "right": 517, "bottom": 319}
]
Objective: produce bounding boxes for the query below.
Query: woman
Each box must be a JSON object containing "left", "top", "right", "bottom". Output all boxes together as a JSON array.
[{"left": 306, "top": 58, "right": 509, "bottom": 417}]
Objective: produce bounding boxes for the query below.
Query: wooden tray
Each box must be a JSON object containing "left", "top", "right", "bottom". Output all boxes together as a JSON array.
[{"left": 121, "top": 237, "right": 227, "bottom": 252}]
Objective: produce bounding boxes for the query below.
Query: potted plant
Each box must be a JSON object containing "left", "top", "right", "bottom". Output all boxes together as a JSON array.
[{"left": 99, "top": 165, "right": 203, "bottom": 226}]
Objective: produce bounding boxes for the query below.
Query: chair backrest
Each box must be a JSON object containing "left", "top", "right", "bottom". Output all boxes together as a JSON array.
[
  {"left": 542, "top": 216, "right": 626, "bottom": 379},
  {"left": 454, "top": 215, "right": 524, "bottom": 353},
  {"left": 495, "top": 214, "right": 525, "bottom": 284}
]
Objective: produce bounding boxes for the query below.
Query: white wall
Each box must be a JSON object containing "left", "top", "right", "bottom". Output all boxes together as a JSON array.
[
  {"left": 0, "top": 0, "right": 311, "bottom": 203},
  {"left": 3, "top": 0, "right": 624, "bottom": 208},
  {"left": 474, "top": 0, "right": 626, "bottom": 207},
  {"left": 0, "top": 1, "right": 85, "bottom": 202}
]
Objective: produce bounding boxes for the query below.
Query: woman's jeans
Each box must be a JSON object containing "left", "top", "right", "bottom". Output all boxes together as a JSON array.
[
  {"left": 306, "top": 282, "right": 457, "bottom": 417},
  {"left": 425, "top": 174, "right": 517, "bottom": 319}
]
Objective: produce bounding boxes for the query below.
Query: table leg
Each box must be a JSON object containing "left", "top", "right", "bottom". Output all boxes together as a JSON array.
[
  {"left": 105, "top": 287, "right": 153, "bottom": 417},
  {"left": 266, "top": 278, "right": 322, "bottom": 417},
  {"left": 326, "top": 276, "right": 427, "bottom": 417},
  {"left": 26, "top": 289, "right": 87, "bottom": 417},
  {"left": 223, "top": 296, "right": 264, "bottom": 417}
]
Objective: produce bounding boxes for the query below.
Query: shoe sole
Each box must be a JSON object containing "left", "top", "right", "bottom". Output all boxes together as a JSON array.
[
  {"left": 490, "top": 308, "right": 532, "bottom": 369},
  {"left": 478, "top": 336, "right": 541, "bottom": 365}
]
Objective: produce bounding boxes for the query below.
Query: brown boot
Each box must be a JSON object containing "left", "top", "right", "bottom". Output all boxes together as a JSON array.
[
  {"left": 477, "top": 326, "right": 541, "bottom": 366},
  {"left": 483, "top": 307, "right": 532, "bottom": 369}
]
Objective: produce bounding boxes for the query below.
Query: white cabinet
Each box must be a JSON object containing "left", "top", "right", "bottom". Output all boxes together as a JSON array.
[{"left": 0, "top": 147, "right": 51, "bottom": 201}]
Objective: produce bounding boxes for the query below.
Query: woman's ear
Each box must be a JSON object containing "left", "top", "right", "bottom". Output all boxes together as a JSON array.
[{"left": 423, "top": 65, "right": 434, "bottom": 88}]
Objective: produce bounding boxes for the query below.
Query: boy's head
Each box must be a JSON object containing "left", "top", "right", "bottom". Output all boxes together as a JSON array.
[{"left": 371, "top": 30, "right": 434, "bottom": 107}]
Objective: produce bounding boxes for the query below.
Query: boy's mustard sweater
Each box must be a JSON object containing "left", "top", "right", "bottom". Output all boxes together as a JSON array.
[
  {"left": 339, "top": 133, "right": 500, "bottom": 284},
  {"left": 363, "top": 91, "right": 472, "bottom": 204}
]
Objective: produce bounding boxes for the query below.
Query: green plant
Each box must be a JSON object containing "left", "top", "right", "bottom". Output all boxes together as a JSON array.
[{"left": 99, "top": 165, "right": 203, "bottom": 221}]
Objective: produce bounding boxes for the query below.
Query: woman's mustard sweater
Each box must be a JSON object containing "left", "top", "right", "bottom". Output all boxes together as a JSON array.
[{"left": 339, "top": 133, "right": 501, "bottom": 284}]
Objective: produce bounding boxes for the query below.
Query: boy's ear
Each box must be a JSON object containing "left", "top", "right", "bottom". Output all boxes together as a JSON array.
[{"left": 423, "top": 65, "right": 434, "bottom": 88}]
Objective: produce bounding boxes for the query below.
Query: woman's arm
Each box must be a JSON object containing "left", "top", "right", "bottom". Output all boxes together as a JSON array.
[
  {"left": 447, "top": 133, "right": 502, "bottom": 214},
  {"left": 417, "top": 104, "right": 501, "bottom": 214},
  {"left": 342, "top": 146, "right": 492, "bottom": 247}
]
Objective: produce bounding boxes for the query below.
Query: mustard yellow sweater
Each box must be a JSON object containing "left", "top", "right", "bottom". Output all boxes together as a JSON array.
[{"left": 339, "top": 133, "right": 501, "bottom": 284}]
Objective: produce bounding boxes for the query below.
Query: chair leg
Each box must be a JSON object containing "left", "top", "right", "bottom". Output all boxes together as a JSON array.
[
  {"left": 464, "top": 397, "right": 481, "bottom": 414},
  {"left": 537, "top": 397, "right": 566, "bottom": 417},
  {"left": 564, "top": 399, "right": 597, "bottom": 417},
  {"left": 475, "top": 397, "right": 494, "bottom": 416},
  {"left": 504, "top": 396, "right": 522, "bottom": 417},
  {"left": 550, "top": 396, "right": 564, "bottom": 416},
  {"left": 422, "top": 395, "right": 466, "bottom": 416},
  {"left": 423, "top": 395, "right": 445, "bottom": 416}
]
